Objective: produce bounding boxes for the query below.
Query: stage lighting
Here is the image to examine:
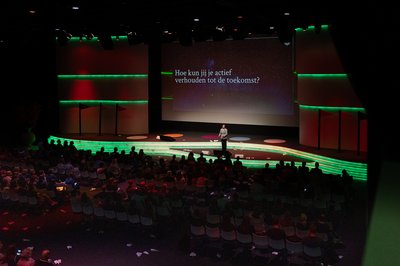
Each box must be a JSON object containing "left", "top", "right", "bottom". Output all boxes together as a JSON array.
[
  {"left": 266, "top": 26, "right": 276, "bottom": 35},
  {"left": 212, "top": 25, "right": 227, "bottom": 41},
  {"left": 56, "top": 29, "right": 72, "bottom": 46},
  {"left": 85, "top": 33, "right": 94, "bottom": 40},
  {"left": 161, "top": 30, "right": 177, "bottom": 43},
  {"left": 127, "top": 31, "right": 143, "bottom": 45},
  {"left": 277, "top": 23, "right": 293, "bottom": 46}
]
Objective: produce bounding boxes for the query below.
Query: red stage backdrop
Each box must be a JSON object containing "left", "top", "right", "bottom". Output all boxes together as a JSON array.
[
  {"left": 56, "top": 39, "right": 148, "bottom": 135},
  {"left": 296, "top": 27, "right": 367, "bottom": 152}
]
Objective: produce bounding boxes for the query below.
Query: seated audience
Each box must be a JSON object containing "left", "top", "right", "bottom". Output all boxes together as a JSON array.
[
  {"left": 16, "top": 248, "right": 35, "bottom": 266},
  {"left": 34, "top": 249, "right": 54, "bottom": 266}
]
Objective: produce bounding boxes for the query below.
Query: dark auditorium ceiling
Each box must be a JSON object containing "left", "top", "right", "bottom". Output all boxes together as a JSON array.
[
  {"left": 1, "top": 1, "right": 340, "bottom": 41},
  {"left": 54, "top": 2, "right": 337, "bottom": 36}
]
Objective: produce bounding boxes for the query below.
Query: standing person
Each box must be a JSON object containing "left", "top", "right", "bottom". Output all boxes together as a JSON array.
[{"left": 218, "top": 124, "right": 228, "bottom": 153}]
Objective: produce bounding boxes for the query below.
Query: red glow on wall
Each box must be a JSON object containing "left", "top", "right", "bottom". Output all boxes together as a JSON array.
[
  {"left": 299, "top": 109, "right": 319, "bottom": 148},
  {"left": 295, "top": 29, "right": 345, "bottom": 73},
  {"left": 320, "top": 110, "right": 339, "bottom": 150},
  {"left": 70, "top": 80, "right": 97, "bottom": 100},
  {"left": 75, "top": 46, "right": 93, "bottom": 75},
  {"left": 56, "top": 42, "right": 148, "bottom": 74},
  {"left": 340, "top": 112, "right": 358, "bottom": 151}
]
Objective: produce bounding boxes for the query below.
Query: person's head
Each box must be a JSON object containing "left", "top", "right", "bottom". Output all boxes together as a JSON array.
[
  {"left": 222, "top": 124, "right": 225, "bottom": 128},
  {"left": 20, "top": 247, "right": 33, "bottom": 259},
  {"left": 300, "top": 213, "right": 307, "bottom": 222},
  {"left": 40, "top": 249, "right": 50, "bottom": 261},
  {"left": 342, "top": 169, "right": 348, "bottom": 175}
]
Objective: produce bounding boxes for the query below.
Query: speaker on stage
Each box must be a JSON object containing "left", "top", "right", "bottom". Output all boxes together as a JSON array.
[{"left": 160, "top": 135, "right": 176, "bottom": 141}]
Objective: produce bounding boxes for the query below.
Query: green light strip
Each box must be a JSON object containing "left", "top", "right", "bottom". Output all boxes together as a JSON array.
[
  {"left": 161, "top": 71, "right": 173, "bottom": 75},
  {"left": 48, "top": 135, "right": 367, "bottom": 181},
  {"left": 295, "top": 25, "right": 329, "bottom": 31},
  {"left": 57, "top": 74, "right": 148, "bottom": 79},
  {"left": 59, "top": 100, "right": 148, "bottom": 105},
  {"left": 56, "top": 37, "right": 98, "bottom": 42},
  {"left": 297, "top": 74, "right": 348, "bottom": 78},
  {"left": 59, "top": 36, "right": 129, "bottom": 42},
  {"left": 162, "top": 97, "right": 173, "bottom": 100},
  {"left": 300, "top": 104, "right": 365, "bottom": 112}
]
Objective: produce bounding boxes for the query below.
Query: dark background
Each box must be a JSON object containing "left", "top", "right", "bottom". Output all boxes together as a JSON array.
[{"left": 0, "top": 2, "right": 398, "bottom": 263}]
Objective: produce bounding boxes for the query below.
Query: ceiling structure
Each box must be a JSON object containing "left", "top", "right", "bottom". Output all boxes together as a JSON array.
[
  {"left": 1, "top": 1, "right": 341, "bottom": 48},
  {"left": 54, "top": 2, "right": 335, "bottom": 41}
]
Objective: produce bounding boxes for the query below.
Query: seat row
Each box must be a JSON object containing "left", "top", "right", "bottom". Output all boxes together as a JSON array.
[{"left": 190, "top": 224, "right": 325, "bottom": 260}]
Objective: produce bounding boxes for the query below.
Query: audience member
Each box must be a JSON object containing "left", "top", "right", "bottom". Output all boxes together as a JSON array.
[
  {"left": 34, "top": 249, "right": 54, "bottom": 266},
  {"left": 16, "top": 248, "right": 34, "bottom": 266}
]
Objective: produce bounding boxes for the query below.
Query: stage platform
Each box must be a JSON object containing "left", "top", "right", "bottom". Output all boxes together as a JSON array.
[{"left": 48, "top": 131, "right": 367, "bottom": 181}]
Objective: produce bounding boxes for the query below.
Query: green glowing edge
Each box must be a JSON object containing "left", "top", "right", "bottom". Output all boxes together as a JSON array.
[
  {"left": 57, "top": 36, "right": 129, "bottom": 42},
  {"left": 296, "top": 73, "right": 348, "bottom": 78},
  {"left": 57, "top": 74, "right": 148, "bottom": 79},
  {"left": 161, "top": 72, "right": 173, "bottom": 75},
  {"left": 59, "top": 100, "right": 148, "bottom": 105},
  {"left": 48, "top": 135, "right": 367, "bottom": 181},
  {"left": 300, "top": 104, "right": 365, "bottom": 112},
  {"left": 295, "top": 25, "right": 330, "bottom": 31}
]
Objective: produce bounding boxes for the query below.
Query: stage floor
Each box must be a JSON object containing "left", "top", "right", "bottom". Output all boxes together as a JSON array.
[{"left": 48, "top": 131, "right": 368, "bottom": 181}]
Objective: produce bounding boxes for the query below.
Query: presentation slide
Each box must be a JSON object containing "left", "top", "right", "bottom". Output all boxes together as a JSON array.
[{"left": 161, "top": 37, "right": 297, "bottom": 127}]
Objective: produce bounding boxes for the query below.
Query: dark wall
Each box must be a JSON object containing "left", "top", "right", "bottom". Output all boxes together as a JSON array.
[
  {"left": 329, "top": 8, "right": 397, "bottom": 227},
  {"left": 0, "top": 25, "right": 58, "bottom": 147}
]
